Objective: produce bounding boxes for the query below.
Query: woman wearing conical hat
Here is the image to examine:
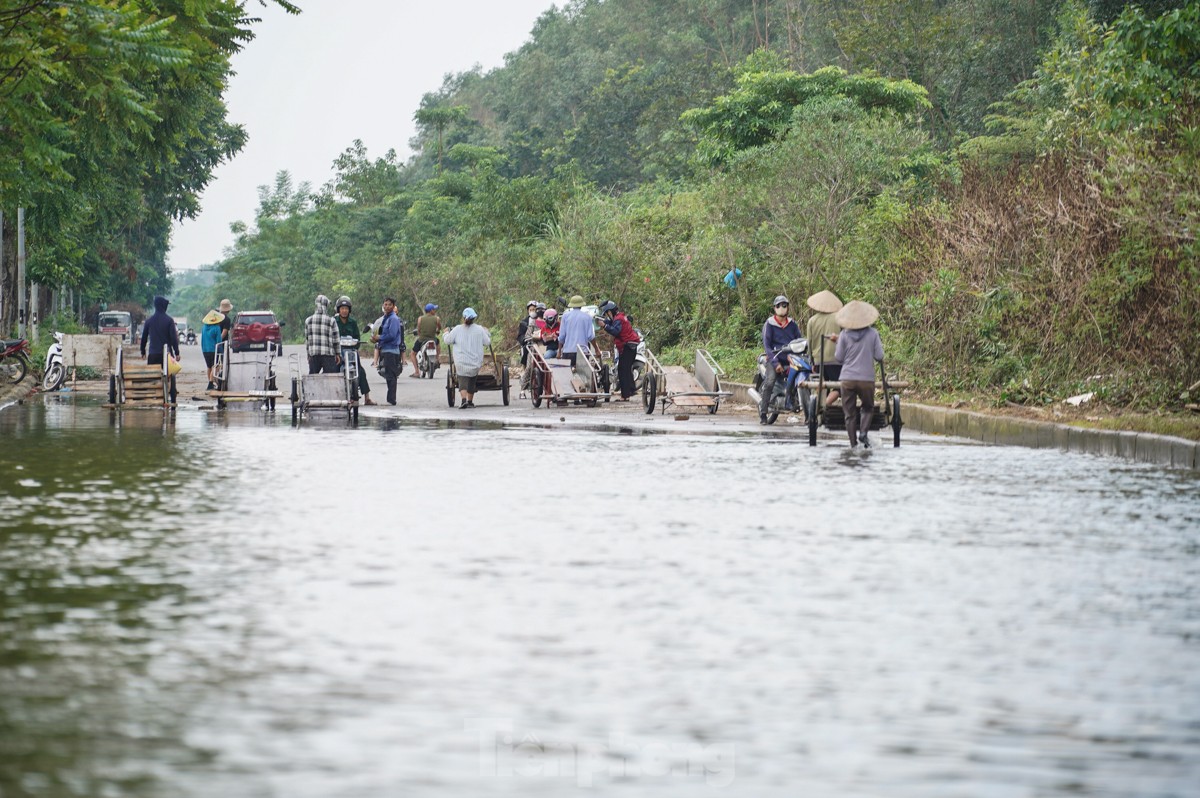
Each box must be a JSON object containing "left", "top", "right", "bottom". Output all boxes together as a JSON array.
[
  {"left": 833, "top": 300, "right": 884, "bottom": 449},
  {"left": 805, "top": 290, "right": 844, "bottom": 407}
]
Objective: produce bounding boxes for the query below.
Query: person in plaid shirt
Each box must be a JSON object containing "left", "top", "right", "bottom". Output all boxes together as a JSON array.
[{"left": 304, "top": 294, "right": 342, "bottom": 374}]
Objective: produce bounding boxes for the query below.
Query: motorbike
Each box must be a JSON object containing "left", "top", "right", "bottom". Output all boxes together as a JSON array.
[
  {"left": 42, "top": 331, "right": 66, "bottom": 391},
  {"left": 1, "top": 337, "right": 33, "bottom": 385},
  {"left": 185, "top": 329, "right": 197, "bottom": 345},
  {"left": 416, "top": 339, "right": 440, "bottom": 378},
  {"left": 752, "top": 338, "right": 814, "bottom": 425}
]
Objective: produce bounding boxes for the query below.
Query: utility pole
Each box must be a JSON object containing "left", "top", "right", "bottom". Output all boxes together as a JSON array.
[
  {"left": 0, "top": 210, "right": 5, "bottom": 334},
  {"left": 17, "top": 208, "right": 26, "bottom": 338}
]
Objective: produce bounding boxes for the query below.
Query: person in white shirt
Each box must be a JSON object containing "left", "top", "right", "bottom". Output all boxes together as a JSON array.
[{"left": 443, "top": 307, "right": 491, "bottom": 408}]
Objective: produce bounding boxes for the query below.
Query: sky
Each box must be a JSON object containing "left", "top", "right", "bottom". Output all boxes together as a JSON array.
[{"left": 167, "top": 0, "right": 557, "bottom": 272}]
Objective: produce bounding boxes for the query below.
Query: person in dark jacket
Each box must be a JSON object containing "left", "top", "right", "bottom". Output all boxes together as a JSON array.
[
  {"left": 517, "top": 300, "right": 539, "bottom": 367},
  {"left": 833, "top": 300, "right": 884, "bottom": 449},
  {"left": 599, "top": 300, "right": 641, "bottom": 399},
  {"left": 759, "top": 295, "right": 802, "bottom": 424},
  {"left": 140, "top": 295, "right": 180, "bottom": 365}
]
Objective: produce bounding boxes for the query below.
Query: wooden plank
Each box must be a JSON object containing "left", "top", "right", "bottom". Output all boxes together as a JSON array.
[{"left": 670, "top": 396, "right": 715, "bottom": 407}]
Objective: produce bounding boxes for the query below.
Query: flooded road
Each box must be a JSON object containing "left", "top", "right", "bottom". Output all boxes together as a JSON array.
[{"left": 1, "top": 397, "right": 1198, "bottom": 797}]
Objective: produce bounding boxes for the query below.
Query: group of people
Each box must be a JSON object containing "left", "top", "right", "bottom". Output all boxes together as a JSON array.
[
  {"left": 760, "top": 289, "right": 884, "bottom": 448},
  {"left": 199, "top": 298, "right": 234, "bottom": 390},
  {"left": 516, "top": 295, "right": 642, "bottom": 399}
]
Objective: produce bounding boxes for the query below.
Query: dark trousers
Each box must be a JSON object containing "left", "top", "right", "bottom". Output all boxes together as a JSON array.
[
  {"left": 841, "top": 380, "right": 875, "bottom": 445},
  {"left": 381, "top": 352, "right": 401, "bottom": 404},
  {"left": 759, "top": 367, "right": 779, "bottom": 416},
  {"left": 308, "top": 354, "right": 338, "bottom": 374},
  {"left": 617, "top": 343, "right": 638, "bottom": 398}
]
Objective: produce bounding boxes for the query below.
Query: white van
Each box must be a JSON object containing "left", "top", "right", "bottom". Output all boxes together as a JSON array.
[{"left": 98, "top": 311, "right": 135, "bottom": 344}]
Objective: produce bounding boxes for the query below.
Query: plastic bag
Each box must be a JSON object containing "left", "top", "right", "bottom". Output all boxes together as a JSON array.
[{"left": 167, "top": 355, "right": 182, "bottom": 376}]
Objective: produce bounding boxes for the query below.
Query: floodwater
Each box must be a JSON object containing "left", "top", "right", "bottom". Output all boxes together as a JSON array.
[{"left": 1, "top": 397, "right": 1198, "bottom": 798}]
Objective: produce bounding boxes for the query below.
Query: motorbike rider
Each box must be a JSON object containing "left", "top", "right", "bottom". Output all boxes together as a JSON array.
[
  {"left": 517, "top": 300, "right": 540, "bottom": 367},
  {"left": 599, "top": 300, "right": 641, "bottom": 400},
  {"left": 333, "top": 296, "right": 375, "bottom": 405},
  {"left": 409, "top": 302, "right": 442, "bottom": 377},
  {"left": 759, "top": 295, "right": 803, "bottom": 424}
]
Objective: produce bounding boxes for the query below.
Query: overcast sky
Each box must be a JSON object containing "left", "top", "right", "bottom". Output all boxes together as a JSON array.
[{"left": 168, "top": 0, "right": 556, "bottom": 272}]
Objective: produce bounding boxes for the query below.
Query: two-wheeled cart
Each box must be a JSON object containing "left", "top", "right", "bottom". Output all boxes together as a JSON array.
[
  {"left": 528, "top": 346, "right": 608, "bottom": 408},
  {"left": 641, "top": 348, "right": 730, "bottom": 415},
  {"left": 107, "top": 345, "right": 176, "bottom": 408},
  {"left": 446, "top": 344, "right": 511, "bottom": 406},
  {"left": 207, "top": 341, "right": 284, "bottom": 411},
  {"left": 289, "top": 350, "right": 359, "bottom": 424},
  {"left": 800, "top": 361, "right": 907, "bottom": 446}
]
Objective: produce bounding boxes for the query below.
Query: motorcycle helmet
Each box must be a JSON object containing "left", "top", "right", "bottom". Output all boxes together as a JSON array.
[
  {"left": 773, "top": 295, "right": 790, "bottom": 308},
  {"left": 598, "top": 300, "right": 618, "bottom": 317},
  {"left": 335, "top": 295, "right": 352, "bottom": 310},
  {"left": 544, "top": 308, "right": 558, "bottom": 320}
]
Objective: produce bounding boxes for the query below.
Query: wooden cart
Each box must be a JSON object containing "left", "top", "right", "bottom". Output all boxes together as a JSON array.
[
  {"left": 106, "top": 346, "right": 175, "bottom": 409},
  {"left": 446, "top": 344, "right": 511, "bottom": 406},
  {"left": 641, "top": 348, "right": 731, "bottom": 415},
  {"left": 289, "top": 352, "right": 359, "bottom": 424}
]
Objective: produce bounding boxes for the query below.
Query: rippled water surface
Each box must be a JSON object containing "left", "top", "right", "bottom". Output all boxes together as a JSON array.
[{"left": 1, "top": 398, "right": 1198, "bottom": 797}]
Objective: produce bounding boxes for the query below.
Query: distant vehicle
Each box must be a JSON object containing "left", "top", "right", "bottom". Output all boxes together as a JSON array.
[
  {"left": 175, "top": 316, "right": 191, "bottom": 343},
  {"left": 231, "top": 311, "right": 283, "bottom": 353},
  {"left": 98, "top": 311, "right": 135, "bottom": 344}
]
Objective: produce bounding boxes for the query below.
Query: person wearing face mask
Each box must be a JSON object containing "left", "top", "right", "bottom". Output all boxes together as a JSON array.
[
  {"left": 540, "top": 308, "right": 561, "bottom": 359},
  {"left": 333, "top": 296, "right": 375, "bottom": 406},
  {"left": 759, "top": 294, "right": 802, "bottom": 424},
  {"left": 517, "top": 300, "right": 540, "bottom": 367}
]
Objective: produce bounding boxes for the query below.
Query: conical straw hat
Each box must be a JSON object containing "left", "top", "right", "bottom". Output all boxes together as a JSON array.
[
  {"left": 202, "top": 310, "right": 225, "bottom": 325},
  {"left": 806, "top": 290, "right": 843, "bottom": 314},
  {"left": 835, "top": 300, "right": 879, "bottom": 330}
]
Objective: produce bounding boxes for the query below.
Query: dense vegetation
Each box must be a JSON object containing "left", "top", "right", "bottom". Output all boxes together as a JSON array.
[
  {"left": 10, "top": 0, "right": 1199, "bottom": 407},
  {"left": 0, "top": 0, "right": 297, "bottom": 332}
]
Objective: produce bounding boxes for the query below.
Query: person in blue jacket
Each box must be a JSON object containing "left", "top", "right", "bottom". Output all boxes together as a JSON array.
[
  {"left": 201, "top": 309, "right": 224, "bottom": 390},
  {"left": 140, "top": 295, "right": 180, "bottom": 366},
  {"left": 759, "top": 294, "right": 802, "bottom": 424}
]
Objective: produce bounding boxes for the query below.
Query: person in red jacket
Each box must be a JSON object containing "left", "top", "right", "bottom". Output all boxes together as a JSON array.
[{"left": 599, "top": 301, "right": 641, "bottom": 400}]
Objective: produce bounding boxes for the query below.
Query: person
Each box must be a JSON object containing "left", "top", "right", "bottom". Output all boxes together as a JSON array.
[
  {"left": 304, "top": 294, "right": 341, "bottom": 374},
  {"left": 805, "top": 289, "right": 844, "bottom": 407},
  {"left": 443, "top": 307, "right": 491, "bottom": 408},
  {"left": 374, "top": 297, "right": 403, "bottom": 405},
  {"left": 140, "top": 295, "right": 180, "bottom": 366},
  {"left": 201, "top": 309, "right": 224, "bottom": 390},
  {"left": 540, "top": 308, "right": 561, "bottom": 358},
  {"left": 558, "top": 295, "right": 595, "bottom": 367},
  {"left": 759, "top": 294, "right": 802, "bottom": 424},
  {"left": 333, "top": 295, "right": 375, "bottom": 405},
  {"left": 517, "top": 300, "right": 539, "bottom": 366},
  {"left": 834, "top": 300, "right": 884, "bottom": 449},
  {"left": 409, "top": 302, "right": 442, "bottom": 376},
  {"left": 599, "top": 300, "right": 641, "bottom": 399},
  {"left": 217, "top": 298, "right": 233, "bottom": 346}
]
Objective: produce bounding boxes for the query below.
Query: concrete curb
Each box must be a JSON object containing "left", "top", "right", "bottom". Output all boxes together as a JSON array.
[{"left": 724, "top": 381, "right": 1198, "bottom": 471}]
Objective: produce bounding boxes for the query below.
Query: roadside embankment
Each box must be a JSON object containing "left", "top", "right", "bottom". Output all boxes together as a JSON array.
[{"left": 724, "top": 381, "right": 1199, "bottom": 471}]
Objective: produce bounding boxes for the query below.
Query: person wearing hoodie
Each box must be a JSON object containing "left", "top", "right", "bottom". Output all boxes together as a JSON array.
[
  {"left": 833, "top": 300, "right": 885, "bottom": 449},
  {"left": 140, "top": 295, "right": 180, "bottom": 365},
  {"left": 758, "top": 295, "right": 802, "bottom": 424},
  {"left": 304, "top": 294, "right": 342, "bottom": 375}
]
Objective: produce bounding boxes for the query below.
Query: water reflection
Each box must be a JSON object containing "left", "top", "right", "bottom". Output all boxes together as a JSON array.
[{"left": 0, "top": 397, "right": 1198, "bottom": 797}]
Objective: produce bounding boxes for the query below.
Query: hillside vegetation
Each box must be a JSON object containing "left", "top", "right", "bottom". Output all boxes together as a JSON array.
[{"left": 13, "top": 0, "right": 1197, "bottom": 408}]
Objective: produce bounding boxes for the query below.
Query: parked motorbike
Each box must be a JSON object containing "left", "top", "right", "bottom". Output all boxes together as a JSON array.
[
  {"left": 417, "top": 339, "right": 440, "bottom": 378},
  {"left": 752, "top": 338, "right": 814, "bottom": 425},
  {"left": 42, "top": 331, "right": 66, "bottom": 391},
  {"left": 1, "top": 337, "right": 33, "bottom": 385}
]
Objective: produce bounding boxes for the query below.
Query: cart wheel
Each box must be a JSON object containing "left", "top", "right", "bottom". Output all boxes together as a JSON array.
[
  {"left": 446, "top": 371, "right": 456, "bottom": 407},
  {"left": 291, "top": 401, "right": 298, "bottom": 423},
  {"left": 708, "top": 399, "right": 719, "bottom": 415},
  {"left": 501, "top": 365, "right": 510, "bottom": 406},
  {"left": 642, "top": 374, "right": 657, "bottom": 415},
  {"left": 799, "top": 386, "right": 812, "bottom": 423},
  {"left": 290, "top": 378, "right": 299, "bottom": 403},
  {"left": 269, "top": 397, "right": 276, "bottom": 412},
  {"left": 892, "top": 395, "right": 902, "bottom": 448},
  {"left": 352, "top": 404, "right": 359, "bottom": 424},
  {"left": 109, "top": 374, "right": 117, "bottom": 404},
  {"left": 766, "top": 411, "right": 779, "bottom": 425},
  {"left": 531, "top": 374, "right": 543, "bottom": 408},
  {"left": 807, "top": 396, "right": 819, "bottom": 446}
]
